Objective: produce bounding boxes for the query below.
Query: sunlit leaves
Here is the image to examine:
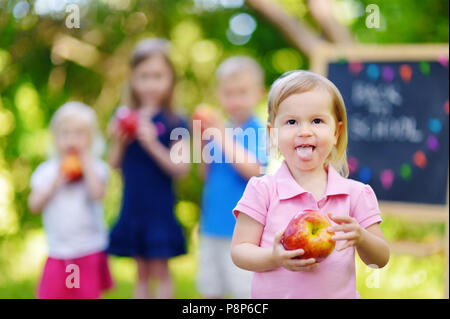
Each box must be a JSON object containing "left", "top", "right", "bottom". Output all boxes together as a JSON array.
[
  {"left": 14, "top": 82, "right": 44, "bottom": 131},
  {"left": 0, "top": 170, "right": 19, "bottom": 236},
  {"left": 18, "top": 130, "right": 51, "bottom": 159},
  {"left": 0, "top": 49, "right": 11, "bottom": 73},
  {"left": 0, "top": 107, "right": 15, "bottom": 137},
  {"left": 270, "top": 48, "right": 303, "bottom": 73},
  {"left": 175, "top": 200, "right": 200, "bottom": 230}
]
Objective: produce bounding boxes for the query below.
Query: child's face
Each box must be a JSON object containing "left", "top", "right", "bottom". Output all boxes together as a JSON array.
[
  {"left": 271, "top": 88, "right": 342, "bottom": 173},
  {"left": 217, "top": 72, "right": 263, "bottom": 124},
  {"left": 55, "top": 118, "right": 91, "bottom": 155},
  {"left": 131, "top": 54, "right": 173, "bottom": 107}
]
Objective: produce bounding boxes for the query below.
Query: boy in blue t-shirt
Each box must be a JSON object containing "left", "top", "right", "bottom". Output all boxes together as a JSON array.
[{"left": 196, "top": 56, "right": 267, "bottom": 298}]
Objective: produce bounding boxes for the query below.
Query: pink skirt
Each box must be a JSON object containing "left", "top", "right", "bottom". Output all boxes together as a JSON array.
[{"left": 37, "top": 251, "right": 114, "bottom": 299}]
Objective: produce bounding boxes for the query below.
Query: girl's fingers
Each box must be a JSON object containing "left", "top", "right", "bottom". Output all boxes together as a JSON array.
[
  {"left": 288, "top": 259, "right": 319, "bottom": 271},
  {"left": 56, "top": 171, "right": 68, "bottom": 186},
  {"left": 273, "top": 232, "right": 282, "bottom": 245},
  {"left": 328, "top": 213, "right": 354, "bottom": 224},
  {"left": 336, "top": 240, "right": 356, "bottom": 251},
  {"left": 273, "top": 230, "right": 284, "bottom": 245},
  {"left": 107, "top": 120, "right": 117, "bottom": 137},
  {"left": 332, "top": 231, "right": 358, "bottom": 241},
  {"left": 284, "top": 248, "right": 304, "bottom": 259},
  {"left": 292, "top": 263, "right": 319, "bottom": 272},
  {"left": 116, "top": 128, "right": 126, "bottom": 141},
  {"left": 287, "top": 257, "right": 315, "bottom": 267},
  {"left": 328, "top": 223, "right": 354, "bottom": 233}
]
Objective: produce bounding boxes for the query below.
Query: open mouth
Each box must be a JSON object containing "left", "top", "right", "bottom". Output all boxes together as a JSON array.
[
  {"left": 295, "top": 144, "right": 316, "bottom": 151},
  {"left": 295, "top": 144, "right": 315, "bottom": 160}
]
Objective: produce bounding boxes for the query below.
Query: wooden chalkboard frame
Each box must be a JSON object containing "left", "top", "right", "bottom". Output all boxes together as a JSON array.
[{"left": 309, "top": 43, "right": 449, "bottom": 298}]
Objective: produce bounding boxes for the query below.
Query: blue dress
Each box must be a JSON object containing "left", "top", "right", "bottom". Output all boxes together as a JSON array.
[{"left": 107, "top": 109, "right": 188, "bottom": 259}]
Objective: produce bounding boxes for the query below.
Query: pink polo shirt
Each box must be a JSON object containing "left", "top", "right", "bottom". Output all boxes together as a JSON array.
[{"left": 233, "top": 161, "right": 382, "bottom": 299}]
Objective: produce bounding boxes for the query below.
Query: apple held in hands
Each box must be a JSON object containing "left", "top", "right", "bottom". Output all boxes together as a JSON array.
[
  {"left": 281, "top": 210, "right": 335, "bottom": 262},
  {"left": 116, "top": 106, "right": 138, "bottom": 138},
  {"left": 192, "top": 104, "right": 218, "bottom": 131},
  {"left": 61, "top": 153, "right": 83, "bottom": 182},
  {"left": 192, "top": 104, "right": 216, "bottom": 122}
]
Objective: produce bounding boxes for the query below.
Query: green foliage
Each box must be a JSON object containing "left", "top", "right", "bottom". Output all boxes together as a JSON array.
[
  {"left": 381, "top": 216, "right": 446, "bottom": 243},
  {"left": 353, "top": 0, "right": 449, "bottom": 43}
]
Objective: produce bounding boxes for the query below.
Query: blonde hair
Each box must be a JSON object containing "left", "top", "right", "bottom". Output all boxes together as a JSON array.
[
  {"left": 216, "top": 55, "right": 265, "bottom": 86},
  {"left": 267, "top": 70, "right": 349, "bottom": 177},
  {"left": 123, "top": 38, "right": 176, "bottom": 111},
  {"left": 49, "top": 101, "right": 105, "bottom": 158}
]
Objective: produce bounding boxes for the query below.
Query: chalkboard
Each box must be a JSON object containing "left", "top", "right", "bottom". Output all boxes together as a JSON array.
[{"left": 326, "top": 59, "right": 449, "bottom": 205}]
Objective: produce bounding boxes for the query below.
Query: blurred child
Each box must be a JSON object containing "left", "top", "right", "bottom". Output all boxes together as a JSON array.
[
  {"left": 195, "top": 56, "right": 268, "bottom": 298},
  {"left": 231, "top": 70, "right": 390, "bottom": 298},
  {"left": 107, "top": 38, "right": 190, "bottom": 299},
  {"left": 28, "top": 101, "right": 113, "bottom": 299}
]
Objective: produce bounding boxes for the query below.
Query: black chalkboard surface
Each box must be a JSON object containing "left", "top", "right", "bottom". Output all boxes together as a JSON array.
[{"left": 327, "top": 60, "right": 449, "bottom": 205}]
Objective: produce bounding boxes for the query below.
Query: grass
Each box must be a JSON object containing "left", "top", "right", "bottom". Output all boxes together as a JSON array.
[
  {"left": 103, "top": 253, "right": 202, "bottom": 299},
  {"left": 356, "top": 252, "right": 446, "bottom": 298}
]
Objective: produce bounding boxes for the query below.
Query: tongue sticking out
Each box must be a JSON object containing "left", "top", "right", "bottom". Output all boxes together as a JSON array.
[{"left": 296, "top": 146, "right": 314, "bottom": 161}]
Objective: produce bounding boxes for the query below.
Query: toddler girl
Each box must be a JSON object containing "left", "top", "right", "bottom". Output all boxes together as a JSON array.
[
  {"left": 231, "top": 70, "right": 390, "bottom": 298},
  {"left": 29, "top": 101, "right": 113, "bottom": 299}
]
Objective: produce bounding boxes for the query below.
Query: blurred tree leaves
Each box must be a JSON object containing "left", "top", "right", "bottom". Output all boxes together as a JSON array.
[{"left": 0, "top": 0, "right": 448, "bottom": 241}]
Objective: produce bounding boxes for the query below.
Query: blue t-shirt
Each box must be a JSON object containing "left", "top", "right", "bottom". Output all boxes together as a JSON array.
[{"left": 200, "top": 115, "right": 268, "bottom": 238}]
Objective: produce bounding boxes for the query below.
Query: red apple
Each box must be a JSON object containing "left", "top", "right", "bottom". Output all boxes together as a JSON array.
[
  {"left": 192, "top": 104, "right": 218, "bottom": 131},
  {"left": 61, "top": 153, "right": 83, "bottom": 182},
  {"left": 281, "top": 210, "right": 335, "bottom": 262},
  {"left": 116, "top": 106, "right": 138, "bottom": 138}
]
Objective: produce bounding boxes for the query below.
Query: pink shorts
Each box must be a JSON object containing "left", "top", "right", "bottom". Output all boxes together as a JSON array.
[{"left": 37, "top": 251, "right": 114, "bottom": 299}]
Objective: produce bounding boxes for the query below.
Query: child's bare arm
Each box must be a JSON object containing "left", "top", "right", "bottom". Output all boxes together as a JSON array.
[
  {"left": 222, "top": 134, "right": 264, "bottom": 180},
  {"left": 143, "top": 138, "right": 191, "bottom": 178},
  {"left": 107, "top": 120, "right": 130, "bottom": 169},
  {"left": 135, "top": 117, "right": 190, "bottom": 179},
  {"left": 231, "top": 212, "right": 318, "bottom": 272},
  {"left": 108, "top": 141, "right": 126, "bottom": 169},
  {"left": 198, "top": 138, "right": 209, "bottom": 180},
  {"left": 231, "top": 212, "right": 276, "bottom": 272},
  {"left": 80, "top": 152, "right": 105, "bottom": 201},
  {"left": 199, "top": 112, "right": 263, "bottom": 180},
  {"left": 28, "top": 172, "right": 64, "bottom": 214},
  {"left": 356, "top": 224, "right": 390, "bottom": 268}
]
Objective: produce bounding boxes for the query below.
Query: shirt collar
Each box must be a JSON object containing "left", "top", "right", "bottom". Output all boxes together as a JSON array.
[{"left": 275, "top": 161, "right": 351, "bottom": 200}]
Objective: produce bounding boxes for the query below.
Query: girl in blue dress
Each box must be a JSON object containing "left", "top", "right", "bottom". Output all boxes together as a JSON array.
[{"left": 107, "top": 38, "right": 190, "bottom": 299}]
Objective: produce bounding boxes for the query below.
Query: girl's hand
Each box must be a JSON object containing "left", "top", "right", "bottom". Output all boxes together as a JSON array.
[
  {"left": 272, "top": 230, "right": 319, "bottom": 272},
  {"left": 108, "top": 120, "right": 132, "bottom": 146},
  {"left": 193, "top": 105, "right": 223, "bottom": 132},
  {"left": 55, "top": 165, "right": 68, "bottom": 188},
  {"left": 79, "top": 149, "right": 96, "bottom": 174},
  {"left": 78, "top": 148, "right": 90, "bottom": 165},
  {"left": 203, "top": 115, "right": 224, "bottom": 132},
  {"left": 327, "top": 213, "right": 364, "bottom": 251},
  {"left": 136, "top": 117, "right": 158, "bottom": 150}
]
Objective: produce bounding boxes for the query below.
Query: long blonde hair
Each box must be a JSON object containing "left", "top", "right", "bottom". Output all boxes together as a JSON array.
[{"left": 267, "top": 70, "right": 349, "bottom": 177}]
